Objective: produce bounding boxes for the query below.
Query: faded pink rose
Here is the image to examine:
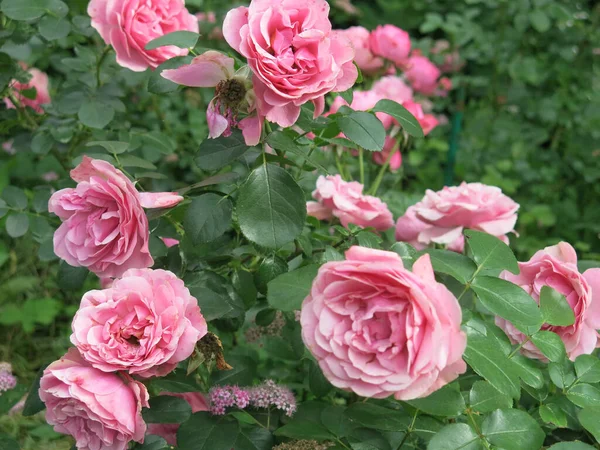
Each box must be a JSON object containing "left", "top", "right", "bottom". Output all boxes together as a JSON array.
[
  {"left": 405, "top": 55, "right": 441, "bottom": 95},
  {"left": 402, "top": 100, "right": 439, "bottom": 136},
  {"left": 88, "top": 0, "right": 198, "bottom": 72},
  {"left": 372, "top": 136, "right": 402, "bottom": 171},
  {"left": 369, "top": 25, "right": 411, "bottom": 67},
  {"left": 4, "top": 66, "right": 50, "bottom": 113},
  {"left": 307, "top": 175, "right": 394, "bottom": 231},
  {"left": 496, "top": 242, "right": 600, "bottom": 361},
  {"left": 48, "top": 157, "right": 182, "bottom": 278},
  {"left": 395, "top": 182, "right": 519, "bottom": 252},
  {"left": 372, "top": 76, "right": 414, "bottom": 104},
  {"left": 147, "top": 392, "right": 208, "bottom": 445},
  {"left": 39, "top": 348, "right": 149, "bottom": 450},
  {"left": 337, "top": 26, "right": 384, "bottom": 74},
  {"left": 301, "top": 246, "right": 466, "bottom": 400},
  {"left": 224, "top": 0, "right": 357, "bottom": 127},
  {"left": 71, "top": 268, "right": 207, "bottom": 378}
]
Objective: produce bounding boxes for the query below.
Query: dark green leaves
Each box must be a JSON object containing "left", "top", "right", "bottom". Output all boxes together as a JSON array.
[
  {"left": 177, "top": 413, "right": 239, "bottom": 450},
  {"left": 145, "top": 31, "right": 200, "bottom": 50},
  {"left": 469, "top": 381, "right": 512, "bottom": 413},
  {"left": 142, "top": 396, "right": 192, "bottom": 424},
  {"left": 464, "top": 230, "right": 519, "bottom": 276},
  {"left": 481, "top": 409, "right": 544, "bottom": 450},
  {"left": 237, "top": 164, "right": 306, "bottom": 249},
  {"left": 566, "top": 384, "right": 600, "bottom": 408},
  {"left": 337, "top": 111, "right": 385, "bottom": 151},
  {"left": 421, "top": 249, "right": 476, "bottom": 284},
  {"left": 87, "top": 141, "right": 129, "bottom": 154},
  {"left": 427, "top": 424, "right": 480, "bottom": 450},
  {"left": 195, "top": 130, "right": 249, "bottom": 171},
  {"left": 574, "top": 355, "right": 600, "bottom": 383},
  {"left": 22, "top": 366, "right": 46, "bottom": 416},
  {"left": 267, "top": 264, "right": 319, "bottom": 311},
  {"left": 38, "top": 15, "right": 70, "bottom": 40},
  {"left": 372, "top": 99, "right": 424, "bottom": 138},
  {"left": 578, "top": 407, "right": 600, "bottom": 442},
  {"left": 530, "top": 330, "right": 566, "bottom": 362},
  {"left": 0, "top": 434, "right": 19, "bottom": 450},
  {"left": 1, "top": 0, "right": 57, "bottom": 20},
  {"left": 184, "top": 194, "right": 232, "bottom": 244},
  {"left": 407, "top": 385, "right": 465, "bottom": 417},
  {"left": 539, "top": 286, "right": 575, "bottom": 326},
  {"left": 266, "top": 131, "right": 328, "bottom": 173},
  {"left": 346, "top": 403, "right": 410, "bottom": 431},
  {"left": 5, "top": 213, "right": 28, "bottom": 238},
  {"left": 78, "top": 99, "right": 114, "bottom": 129}
]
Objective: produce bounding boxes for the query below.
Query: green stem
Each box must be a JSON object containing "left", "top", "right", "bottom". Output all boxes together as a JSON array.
[
  {"left": 508, "top": 336, "right": 531, "bottom": 359},
  {"left": 96, "top": 46, "right": 111, "bottom": 87},
  {"left": 397, "top": 409, "right": 419, "bottom": 450},
  {"left": 335, "top": 151, "right": 347, "bottom": 180},
  {"left": 466, "top": 408, "right": 491, "bottom": 450},
  {"left": 368, "top": 142, "right": 400, "bottom": 195},
  {"left": 358, "top": 147, "right": 365, "bottom": 185},
  {"left": 8, "top": 92, "right": 38, "bottom": 129}
]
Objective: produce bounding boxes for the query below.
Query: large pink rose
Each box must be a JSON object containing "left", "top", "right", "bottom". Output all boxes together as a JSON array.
[
  {"left": 402, "top": 100, "right": 439, "bottom": 136},
  {"left": 395, "top": 182, "right": 519, "bottom": 252},
  {"left": 147, "top": 392, "right": 209, "bottom": 445},
  {"left": 48, "top": 157, "right": 182, "bottom": 278},
  {"left": 223, "top": 0, "right": 358, "bottom": 127},
  {"left": 404, "top": 55, "right": 441, "bottom": 95},
  {"left": 496, "top": 242, "right": 600, "bottom": 361},
  {"left": 307, "top": 175, "right": 394, "bottom": 231},
  {"left": 372, "top": 75, "right": 414, "bottom": 104},
  {"left": 88, "top": 0, "right": 199, "bottom": 72},
  {"left": 369, "top": 25, "right": 411, "bottom": 67},
  {"left": 71, "top": 268, "right": 207, "bottom": 378},
  {"left": 337, "top": 26, "right": 384, "bottom": 74},
  {"left": 301, "top": 247, "right": 466, "bottom": 400},
  {"left": 39, "top": 348, "right": 149, "bottom": 450},
  {"left": 4, "top": 66, "right": 50, "bottom": 113}
]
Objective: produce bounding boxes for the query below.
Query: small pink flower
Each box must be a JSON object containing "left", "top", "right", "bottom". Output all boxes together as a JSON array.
[
  {"left": 337, "top": 27, "right": 384, "bottom": 74},
  {"left": 496, "top": 242, "right": 600, "bottom": 361},
  {"left": 369, "top": 25, "right": 411, "bottom": 67},
  {"left": 372, "top": 136, "right": 402, "bottom": 171},
  {"left": 39, "top": 348, "right": 149, "bottom": 450},
  {"left": 87, "top": 0, "right": 198, "bottom": 72},
  {"left": 147, "top": 392, "right": 209, "bottom": 445},
  {"left": 41, "top": 171, "right": 59, "bottom": 182},
  {"left": 307, "top": 175, "right": 394, "bottom": 231},
  {"left": 209, "top": 385, "right": 250, "bottom": 415},
  {"left": 301, "top": 247, "right": 466, "bottom": 400},
  {"left": 248, "top": 380, "right": 297, "bottom": 417},
  {"left": 402, "top": 100, "right": 439, "bottom": 136},
  {"left": 161, "top": 237, "right": 180, "bottom": 248},
  {"left": 404, "top": 55, "right": 441, "bottom": 95},
  {"left": 4, "top": 66, "right": 50, "bottom": 113},
  {"left": 372, "top": 76, "right": 414, "bottom": 104},
  {"left": 71, "top": 268, "right": 207, "bottom": 378}
]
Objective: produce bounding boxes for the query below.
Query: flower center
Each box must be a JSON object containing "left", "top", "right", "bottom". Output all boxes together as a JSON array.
[{"left": 216, "top": 79, "right": 246, "bottom": 108}]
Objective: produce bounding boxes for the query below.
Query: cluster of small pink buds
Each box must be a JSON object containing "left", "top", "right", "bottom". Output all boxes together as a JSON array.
[
  {"left": 0, "top": 362, "right": 17, "bottom": 394},
  {"left": 208, "top": 385, "right": 249, "bottom": 415},
  {"left": 248, "top": 380, "right": 297, "bottom": 417}
]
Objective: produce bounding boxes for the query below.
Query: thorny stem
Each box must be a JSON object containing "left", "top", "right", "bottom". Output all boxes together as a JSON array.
[
  {"left": 466, "top": 408, "right": 491, "bottom": 449},
  {"left": 96, "top": 46, "right": 111, "bottom": 87},
  {"left": 397, "top": 409, "right": 419, "bottom": 449}
]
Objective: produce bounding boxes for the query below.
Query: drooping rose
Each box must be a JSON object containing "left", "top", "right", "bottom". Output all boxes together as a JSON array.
[
  {"left": 48, "top": 157, "right": 183, "bottom": 278},
  {"left": 4, "top": 66, "right": 50, "bottom": 113},
  {"left": 402, "top": 100, "right": 439, "bottom": 136},
  {"left": 404, "top": 55, "right": 441, "bottom": 95},
  {"left": 301, "top": 246, "right": 466, "bottom": 400},
  {"left": 147, "top": 392, "right": 209, "bottom": 445},
  {"left": 39, "top": 348, "right": 149, "bottom": 450},
  {"left": 71, "top": 268, "right": 207, "bottom": 378},
  {"left": 337, "top": 26, "right": 384, "bottom": 74},
  {"left": 307, "top": 175, "right": 394, "bottom": 231},
  {"left": 223, "top": 0, "right": 357, "bottom": 127},
  {"left": 395, "top": 182, "right": 519, "bottom": 252},
  {"left": 87, "top": 0, "right": 199, "bottom": 72},
  {"left": 372, "top": 136, "right": 402, "bottom": 171},
  {"left": 496, "top": 242, "right": 600, "bottom": 361},
  {"left": 372, "top": 76, "right": 414, "bottom": 104},
  {"left": 369, "top": 25, "right": 411, "bottom": 67}
]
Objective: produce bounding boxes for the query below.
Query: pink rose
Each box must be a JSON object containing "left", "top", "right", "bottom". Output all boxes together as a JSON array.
[
  {"left": 71, "top": 268, "right": 207, "bottom": 378},
  {"left": 496, "top": 242, "right": 600, "bottom": 361},
  {"left": 395, "top": 182, "right": 519, "bottom": 252},
  {"left": 307, "top": 175, "right": 394, "bottom": 231},
  {"left": 337, "top": 26, "right": 384, "bottom": 74},
  {"left": 369, "top": 25, "right": 411, "bottom": 67},
  {"left": 87, "top": 0, "right": 199, "bottom": 72},
  {"left": 402, "top": 100, "right": 439, "bottom": 136},
  {"left": 147, "top": 392, "right": 209, "bottom": 445},
  {"left": 301, "top": 247, "right": 466, "bottom": 400},
  {"left": 372, "top": 136, "right": 402, "bottom": 171},
  {"left": 372, "top": 76, "right": 414, "bottom": 104},
  {"left": 48, "top": 157, "right": 182, "bottom": 278},
  {"left": 404, "top": 55, "right": 441, "bottom": 95},
  {"left": 4, "top": 66, "right": 50, "bottom": 113},
  {"left": 39, "top": 348, "right": 149, "bottom": 450},
  {"left": 224, "top": 0, "right": 358, "bottom": 127}
]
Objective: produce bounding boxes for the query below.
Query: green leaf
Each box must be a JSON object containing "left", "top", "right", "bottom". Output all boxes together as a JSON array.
[
  {"left": 232, "top": 427, "right": 273, "bottom": 450},
  {"left": 0, "top": 434, "right": 19, "bottom": 450},
  {"left": 237, "top": 164, "right": 306, "bottom": 249},
  {"left": 345, "top": 403, "right": 410, "bottom": 431},
  {"left": 274, "top": 420, "right": 334, "bottom": 440},
  {"left": 421, "top": 249, "right": 476, "bottom": 284},
  {"left": 321, "top": 405, "right": 353, "bottom": 438},
  {"left": 531, "top": 330, "right": 566, "bottom": 362},
  {"left": 184, "top": 194, "right": 232, "bottom": 244},
  {"left": 86, "top": 140, "right": 129, "bottom": 154},
  {"left": 255, "top": 308, "right": 276, "bottom": 326},
  {"left": 549, "top": 359, "right": 576, "bottom": 389},
  {"left": 0, "top": 385, "right": 27, "bottom": 415},
  {"left": 348, "top": 428, "right": 392, "bottom": 450},
  {"left": 481, "top": 409, "right": 544, "bottom": 450},
  {"left": 1, "top": 0, "right": 48, "bottom": 20},
  {"left": 407, "top": 384, "right": 465, "bottom": 417},
  {"left": 389, "top": 242, "right": 417, "bottom": 269},
  {"left": 58, "top": 261, "right": 88, "bottom": 291},
  {"left": 469, "top": 380, "right": 512, "bottom": 413},
  {"left": 566, "top": 383, "right": 600, "bottom": 408},
  {"left": 6, "top": 213, "right": 29, "bottom": 237},
  {"left": 464, "top": 229, "right": 519, "bottom": 277},
  {"left": 267, "top": 264, "right": 319, "bottom": 311},
  {"left": 578, "top": 407, "right": 600, "bottom": 442},
  {"left": 31, "top": 132, "right": 54, "bottom": 155},
  {"left": 177, "top": 412, "right": 239, "bottom": 450},
  {"left": 471, "top": 276, "right": 543, "bottom": 333},
  {"left": 195, "top": 130, "right": 249, "bottom": 171},
  {"left": 149, "top": 55, "right": 194, "bottom": 94},
  {"left": 539, "top": 286, "right": 575, "bottom": 326},
  {"left": 38, "top": 15, "right": 70, "bottom": 40},
  {"left": 145, "top": 30, "right": 200, "bottom": 50},
  {"left": 2, "top": 186, "right": 27, "bottom": 209},
  {"left": 119, "top": 155, "right": 157, "bottom": 170},
  {"left": 254, "top": 255, "right": 287, "bottom": 295},
  {"left": 142, "top": 396, "right": 192, "bottom": 424},
  {"left": 427, "top": 423, "right": 481, "bottom": 450},
  {"left": 372, "top": 99, "right": 424, "bottom": 138},
  {"left": 232, "top": 269, "right": 257, "bottom": 309},
  {"left": 574, "top": 354, "right": 600, "bottom": 383},
  {"left": 136, "top": 435, "right": 169, "bottom": 450},
  {"left": 337, "top": 111, "right": 386, "bottom": 151},
  {"left": 78, "top": 99, "right": 115, "bottom": 129},
  {"left": 539, "top": 403, "right": 567, "bottom": 428},
  {"left": 529, "top": 9, "right": 551, "bottom": 32},
  {"left": 22, "top": 366, "right": 46, "bottom": 416},
  {"left": 186, "top": 271, "right": 244, "bottom": 321},
  {"left": 511, "top": 354, "right": 544, "bottom": 388},
  {"left": 210, "top": 355, "right": 256, "bottom": 386},
  {"left": 140, "top": 132, "right": 176, "bottom": 154},
  {"left": 308, "top": 359, "right": 333, "bottom": 398},
  {"left": 266, "top": 131, "right": 328, "bottom": 173},
  {"left": 548, "top": 443, "right": 597, "bottom": 450}
]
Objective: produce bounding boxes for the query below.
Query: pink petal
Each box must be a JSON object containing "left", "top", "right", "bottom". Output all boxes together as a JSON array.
[
  {"left": 138, "top": 192, "right": 183, "bottom": 209},
  {"left": 239, "top": 115, "right": 262, "bottom": 146},
  {"left": 223, "top": 7, "right": 249, "bottom": 53},
  {"left": 161, "top": 51, "right": 234, "bottom": 87},
  {"left": 584, "top": 268, "right": 600, "bottom": 330}
]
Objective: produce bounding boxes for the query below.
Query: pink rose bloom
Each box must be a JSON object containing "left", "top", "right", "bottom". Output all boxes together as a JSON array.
[
  {"left": 337, "top": 26, "right": 384, "bottom": 74},
  {"left": 402, "top": 100, "right": 439, "bottom": 136},
  {"left": 147, "top": 392, "right": 208, "bottom": 445},
  {"left": 372, "top": 136, "right": 402, "bottom": 171},
  {"left": 372, "top": 76, "right": 414, "bottom": 104},
  {"left": 496, "top": 242, "right": 600, "bottom": 361},
  {"left": 307, "top": 175, "right": 394, "bottom": 231},
  {"left": 39, "top": 348, "right": 149, "bottom": 450},
  {"left": 224, "top": 0, "right": 358, "bottom": 127},
  {"left": 301, "top": 247, "right": 466, "bottom": 400},
  {"left": 71, "top": 268, "right": 207, "bottom": 378},
  {"left": 405, "top": 55, "right": 441, "bottom": 95},
  {"left": 395, "top": 182, "right": 519, "bottom": 252},
  {"left": 369, "top": 25, "right": 411, "bottom": 67},
  {"left": 48, "top": 157, "right": 182, "bottom": 278},
  {"left": 87, "top": 0, "right": 199, "bottom": 72},
  {"left": 4, "top": 66, "right": 50, "bottom": 113}
]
